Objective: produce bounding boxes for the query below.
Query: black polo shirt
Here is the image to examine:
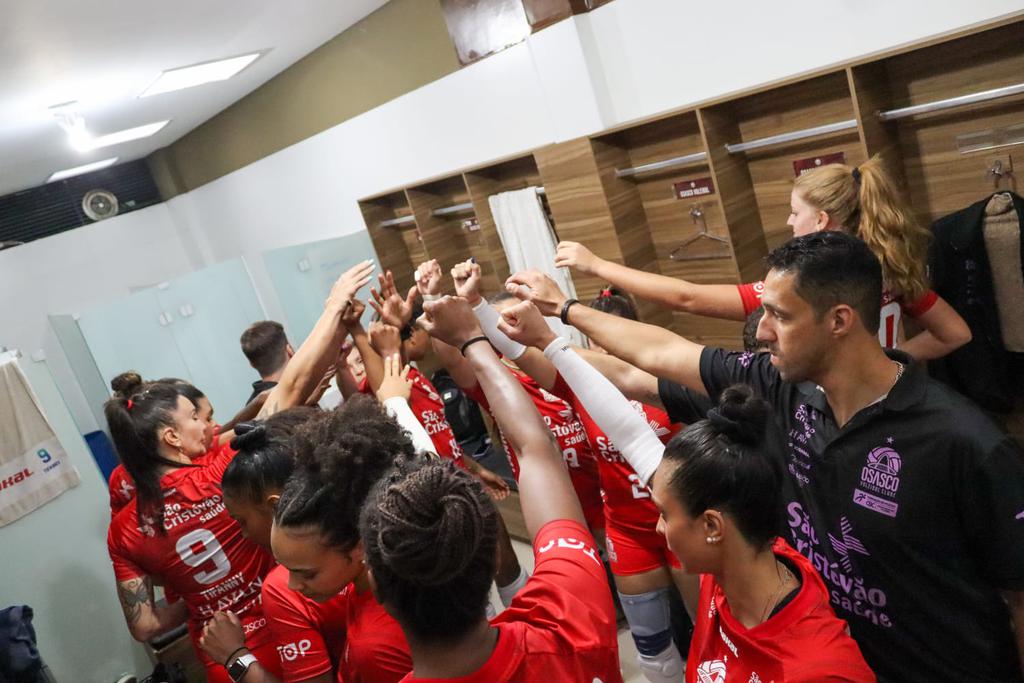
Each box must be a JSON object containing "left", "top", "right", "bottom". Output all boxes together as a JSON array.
[
  {"left": 246, "top": 379, "right": 277, "bottom": 405},
  {"left": 693, "top": 347, "right": 1024, "bottom": 683}
]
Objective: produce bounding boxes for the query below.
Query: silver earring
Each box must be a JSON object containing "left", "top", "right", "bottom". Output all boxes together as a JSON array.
[{"left": 706, "top": 536, "right": 716, "bottom": 544}]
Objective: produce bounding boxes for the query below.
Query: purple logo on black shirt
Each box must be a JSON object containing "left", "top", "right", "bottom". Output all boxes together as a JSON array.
[
  {"left": 828, "top": 516, "right": 870, "bottom": 572},
  {"left": 854, "top": 444, "right": 902, "bottom": 518}
]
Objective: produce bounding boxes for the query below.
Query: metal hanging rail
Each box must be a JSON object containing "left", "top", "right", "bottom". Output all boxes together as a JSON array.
[
  {"left": 615, "top": 152, "right": 708, "bottom": 178},
  {"left": 379, "top": 187, "right": 546, "bottom": 228},
  {"left": 878, "top": 82, "right": 1024, "bottom": 122},
  {"left": 726, "top": 120, "right": 859, "bottom": 154}
]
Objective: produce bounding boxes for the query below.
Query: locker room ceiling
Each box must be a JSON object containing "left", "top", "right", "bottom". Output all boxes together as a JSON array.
[{"left": 0, "top": 0, "right": 389, "bottom": 197}]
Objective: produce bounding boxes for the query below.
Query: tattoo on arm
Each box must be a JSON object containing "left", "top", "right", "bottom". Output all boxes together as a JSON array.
[{"left": 117, "top": 577, "right": 153, "bottom": 625}]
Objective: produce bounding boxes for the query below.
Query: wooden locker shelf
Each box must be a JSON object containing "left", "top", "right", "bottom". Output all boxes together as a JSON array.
[
  {"left": 850, "top": 21, "right": 1024, "bottom": 225},
  {"left": 358, "top": 191, "right": 426, "bottom": 290},
  {"left": 405, "top": 175, "right": 502, "bottom": 296}
]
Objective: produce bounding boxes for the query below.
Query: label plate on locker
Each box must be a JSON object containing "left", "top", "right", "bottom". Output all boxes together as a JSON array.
[
  {"left": 793, "top": 152, "right": 845, "bottom": 177},
  {"left": 673, "top": 177, "right": 715, "bottom": 199}
]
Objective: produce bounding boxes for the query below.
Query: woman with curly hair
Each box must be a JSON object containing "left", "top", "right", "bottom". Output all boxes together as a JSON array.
[{"left": 359, "top": 296, "right": 622, "bottom": 682}]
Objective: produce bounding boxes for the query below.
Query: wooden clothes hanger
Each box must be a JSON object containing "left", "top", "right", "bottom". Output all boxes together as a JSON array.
[{"left": 670, "top": 204, "right": 731, "bottom": 261}]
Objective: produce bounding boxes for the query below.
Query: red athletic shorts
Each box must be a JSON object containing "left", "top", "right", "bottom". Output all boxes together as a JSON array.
[{"left": 604, "top": 518, "right": 680, "bottom": 576}]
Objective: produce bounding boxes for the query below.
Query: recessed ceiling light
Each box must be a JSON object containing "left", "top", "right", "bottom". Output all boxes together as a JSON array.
[
  {"left": 140, "top": 52, "right": 262, "bottom": 98},
  {"left": 47, "top": 157, "right": 119, "bottom": 182},
  {"left": 73, "top": 120, "right": 170, "bottom": 152}
]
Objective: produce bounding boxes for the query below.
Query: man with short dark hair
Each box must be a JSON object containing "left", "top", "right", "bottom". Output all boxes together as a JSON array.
[
  {"left": 239, "top": 320, "right": 294, "bottom": 404},
  {"left": 507, "top": 231, "right": 1024, "bottom": 682}
]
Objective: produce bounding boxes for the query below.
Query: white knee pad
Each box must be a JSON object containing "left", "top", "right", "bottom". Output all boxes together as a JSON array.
[{"left": 619, "top": 588, "right": 685, "bottom": 683}]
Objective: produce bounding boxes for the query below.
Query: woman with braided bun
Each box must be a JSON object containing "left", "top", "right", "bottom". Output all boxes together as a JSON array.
[
  {"left": 556, "top": 155, "right": 970, "bottom": 360},
  {"left": 360, "top": 295, "right": 622, "bottom": 682},
  {"left": 270, "top": 394, "right": 416, "bottom": 683},
  {"left": 105, "top": 262, "right": 374, "bottom": 683},
  {"left": 495, "top": 299, "right": 874, "bottom": 681}
]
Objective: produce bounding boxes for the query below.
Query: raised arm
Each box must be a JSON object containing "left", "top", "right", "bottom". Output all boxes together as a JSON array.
[
  {"left": 900, "top": 294, "right": 972, "bottom": 361},
  {"left": 556, "top": 241, "right": 746, "bottom": 320},
  {"left": 418, "top": 296, "right": 583, "bottom": 538},
  {"left": 506, "top": 270, "right": 708, "bottom": 395},
  {"left": 259, "top": 261, "right": 374, "bottom": 418},
  {"left": 376, "top": 352, "right": 436, "bottom": 455},
  {"left": 499, "top": 300, "right": 667, "bottom": 485},
  {"left": 116, "top": 575, "right": 188, "bottom": 642}
]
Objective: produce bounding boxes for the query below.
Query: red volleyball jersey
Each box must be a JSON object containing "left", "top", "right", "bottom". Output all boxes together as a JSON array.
[
  {"left": 107, "top": 445, "right": 276, "bottom": 668},
  {"left": 464, "top": 364, "right": 603, "bottom": 529},
  {"left": 687, "top": 539, "right": 875, "bottom": 683},
  {"left": 550, "top": 374, "right": 679, "bottom": 533},
  {"left": 108, "top": 463, "right": 135, "bottom": 517},
  {"left": 359, "top": 368, "right": 464, "bottom": 464},
  {"left": 261, "top": 564, "right": 347, "bottom": 681},
  {"left": 337, "top": 583, "right": 412, "bottom": 683},
  {"left": 401, "top": 520, "right": 622, "bottom": 683}
]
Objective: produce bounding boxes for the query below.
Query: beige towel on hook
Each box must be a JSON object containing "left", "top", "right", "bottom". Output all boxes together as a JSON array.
[{"left": 0, "top": 356, "right": 80, "bottom": 526}]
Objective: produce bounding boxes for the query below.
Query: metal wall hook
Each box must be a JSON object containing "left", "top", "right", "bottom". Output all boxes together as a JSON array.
[
  {"left": 670, "top": 203, "right": 731, "bottom": 261},
  {"left": 988, "top": 156, "right": 1015, "bottom": 186}
]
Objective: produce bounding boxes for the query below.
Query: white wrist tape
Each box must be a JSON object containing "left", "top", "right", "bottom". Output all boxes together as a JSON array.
[{"left": 472, "top": 300, "right": 527, "bottom": 360}]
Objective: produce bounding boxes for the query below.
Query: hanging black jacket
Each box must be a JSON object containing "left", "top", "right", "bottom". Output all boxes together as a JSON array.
[
  {"left": 929, "top": 192, "right": 1024, "bottom": 412},
  {"left": 0, "top": 606, "right": 43, "bottom": 683}
]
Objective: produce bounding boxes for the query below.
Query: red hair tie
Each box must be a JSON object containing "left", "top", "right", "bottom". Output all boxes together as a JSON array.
[
  {"left": 600, "top": 288, "right": 613, "bottom": 298},
  {"left": 126, "top": 399, "right": 134, "bottom": 411}
]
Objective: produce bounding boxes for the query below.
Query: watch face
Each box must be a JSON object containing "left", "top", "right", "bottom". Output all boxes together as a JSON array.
[{"left": 228, "top": 659, "right": 247, "bottom": 681}]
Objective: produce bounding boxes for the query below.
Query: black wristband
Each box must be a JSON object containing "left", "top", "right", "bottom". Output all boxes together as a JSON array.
[
  {"left": 224, "top": 646, "right": 248, "bottom": 667},
  {"left": 460, "top": 335, "right": 490, "bottom": 356},
  {"left": 559, "top": 299, "right": 580, "bottom": 325}
]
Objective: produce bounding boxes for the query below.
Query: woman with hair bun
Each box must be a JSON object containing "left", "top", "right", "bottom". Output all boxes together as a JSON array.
[
  {"left": 497, "top": 299, "right": 874, "bottom": 682},
  {"left": 105, "top": 263, "right": 373, "bottom": 683},
  {"left": 556, "top": 155, "right": 970, "bottom": 360}
]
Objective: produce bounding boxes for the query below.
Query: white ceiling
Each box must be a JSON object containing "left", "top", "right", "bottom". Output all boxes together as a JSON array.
[{"left": 0, "top": 0, "right": 391, "bottom": 196}]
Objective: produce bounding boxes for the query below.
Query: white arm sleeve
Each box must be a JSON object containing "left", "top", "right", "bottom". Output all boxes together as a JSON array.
[
  {"left": 472, "top": 300, "right": 526, "bottom": 360},
  {"left": 383, "top": 397, "right": 436, "bottom": 455},
  {"left": 543, "top": 336, "right": 665, "bottom": 484}
]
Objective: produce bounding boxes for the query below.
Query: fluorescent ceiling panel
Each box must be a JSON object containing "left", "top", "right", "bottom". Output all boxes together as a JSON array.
[
  {"left": 140, "top": 53, "right": 262, "bottom": 97},
  {"left": 47, "top": 157, "right": 119, "bottom": 182}
]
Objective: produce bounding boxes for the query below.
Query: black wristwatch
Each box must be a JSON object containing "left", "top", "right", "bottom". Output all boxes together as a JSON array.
[{"left": 227, "top": 652, "right": 257, "bottom": 682}]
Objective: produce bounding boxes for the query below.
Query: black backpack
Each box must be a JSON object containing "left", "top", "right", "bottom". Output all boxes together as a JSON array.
[{"left": 431, "top": 369, "right": 491, "bottom": 458}]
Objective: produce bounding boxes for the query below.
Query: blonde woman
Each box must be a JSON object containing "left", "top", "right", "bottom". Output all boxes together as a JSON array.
[{"left": 556, "top": 155, "right": 970, "bottom": 360}]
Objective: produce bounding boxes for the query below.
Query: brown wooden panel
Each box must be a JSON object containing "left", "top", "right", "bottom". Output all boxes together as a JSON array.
[
  {"left": 732, "top": 72, "right": 857, "bottom": 144},
  {"left": 406, "top": 176, "right": 503, "bottom": 296},
  {"left": 697, "top": 105, "right": 769, "bottom": 283},
  {"left": 534, "top": 138, "right": 620, "bottom": 304},
  {"left": 848, "top": 63, "right": 905, "bottom": 178},
  {"left": 358, "top": 193, "right": 423, "bottom": 292},
  {"left": 522, "top": 0, "right": 573, "bottom": 30}
]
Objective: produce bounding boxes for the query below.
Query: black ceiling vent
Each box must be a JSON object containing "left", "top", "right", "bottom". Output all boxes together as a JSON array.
[{"left": 0, "top": 159, "right": 162, "bottom": 247}]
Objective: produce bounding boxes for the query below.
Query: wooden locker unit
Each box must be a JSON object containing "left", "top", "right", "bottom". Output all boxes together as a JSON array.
[
  {"left": 592, "top": 113, "right": 737, "bottom": 343},
  {"left": 712, "top": 71, "right": 867, "bottom": 252},
  {"left": 462, "top": 153, "right": 546, "bottom": 285},
  {"left": 405, "top": 174, "right": 502, "bottom": 296},
  {"left": 849, "top": 21, "right": 1024, "bottom": 226},
  {"left": 358, "top": 190, "right": 426, "bottom": 289}
]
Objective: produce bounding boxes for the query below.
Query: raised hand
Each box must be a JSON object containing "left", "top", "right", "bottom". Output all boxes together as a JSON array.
[
  {"left": 369, "top": 270, "right": 418, "bottom": 328},
  {"left": 376, "top": 353, "right": 412, "bottom": 403},
  {"left": 418, "top": 296, "right": 484, "bottom": 349},
  {"left": 368, "top": 320, "right": 403, "bottom": 358},
  {"left": 504, "top": 270, "right": 569, "bottom": 318},
  {"left": 554, "top": 241, "right": 600, "bottom": 274},
  {"left": 497, "top": 300, "right": 559, "bottom": 350},
  {"left": 341, "top": 298, "right": 366, "bottom": 329},
  {"left": 327, "top": 260, "right": 375, "bottom": 311},
  {"left": 414, "top": 259, "right": 444, "bottom": 298},
  {"left": 451, "top": 258, "right": 484, "bottom": 305}
]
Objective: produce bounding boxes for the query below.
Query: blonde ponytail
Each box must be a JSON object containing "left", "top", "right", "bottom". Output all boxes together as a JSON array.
[{"left": 793, "top": 155, "right": 930, "bottom": 302}]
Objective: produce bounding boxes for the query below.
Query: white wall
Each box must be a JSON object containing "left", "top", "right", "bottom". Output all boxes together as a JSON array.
[
  {"left": 577, "top": 0, "right": 1024, "bottom": 124},
  {"left": 0, "top": 203, "right": 196, "bottom": 433},
  {"left": 168, "top": 1, "right": 1024, "bottom": 262}
]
